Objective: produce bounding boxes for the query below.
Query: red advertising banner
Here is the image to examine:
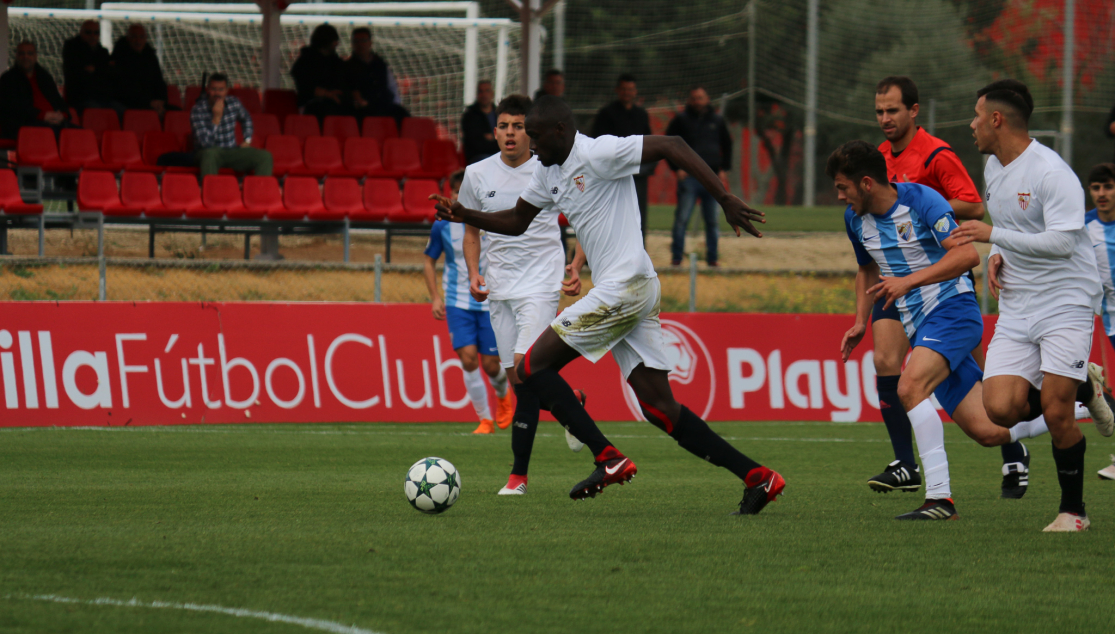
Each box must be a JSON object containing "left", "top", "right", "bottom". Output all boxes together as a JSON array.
[{"left": 0, "top": 302, "right": 1108, "bottom": 427}]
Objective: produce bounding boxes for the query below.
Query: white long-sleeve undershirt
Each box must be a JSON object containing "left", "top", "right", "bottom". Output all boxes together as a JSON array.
[{"left": 990, "top": 226, "right": 1076, "bottom": 259}]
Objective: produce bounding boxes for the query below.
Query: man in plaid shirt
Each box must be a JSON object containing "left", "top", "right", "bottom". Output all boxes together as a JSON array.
[{"left": 190, "top": 73, "right": 272, "bottom": 178}]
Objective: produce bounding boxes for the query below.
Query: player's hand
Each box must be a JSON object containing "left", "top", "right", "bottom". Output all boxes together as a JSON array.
[
  {"left": 950, "top": 220, "right": 992, "bottom": 246},
  {"left": 469, "top": 274, "right": 489, "bottom": 302},
  {"left": 720, "top": 194, "right": 765, "bottom": 238},
  {"left": 866, "top": 275, "right": 912, "bottom": 311},
  {"left": 430, "top": 194, "right": 468, "bottom": 223},
  {"left": 840, "top": 323, "right": 867, "bottom": 363},
  {"left": 562, "top": 262, "right": 582, "bottom": 296},
  {"left": 986, "top": 253, "right": 1003, "bottom": 299},
  {"left": 431, "top": 297, "right": 446, "bottom": 320}
]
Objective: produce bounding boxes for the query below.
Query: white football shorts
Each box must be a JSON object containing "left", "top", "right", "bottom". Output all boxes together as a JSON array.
[
  {"left": 489, "top": 293, "right": 561, "bottom": 369},
  {"left": 550, "top": 275, "right": 670, "bottom": 379},
  {"left": 984, "top": 305, "right": 1095, "bottom": 388}
]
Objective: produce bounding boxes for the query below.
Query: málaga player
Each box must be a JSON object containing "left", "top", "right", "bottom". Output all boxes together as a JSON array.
[
  {"left": 433, "top": 96, "right": 784, "bottom": 515},
  {"left": 422, "top": 171, "right": 512, "bottom": 434},
  {"left": 952, "top": 80, "right": 1114, "bottom": 532},
  {"left": 456, "top": 94, "right": 587, "bottom": 495},
  {"left": 832, "top": 140, "right": 1052, "bottom": 521},
  {"left": 1082, "top": 163, "right": 1115, "bottom": 481}
]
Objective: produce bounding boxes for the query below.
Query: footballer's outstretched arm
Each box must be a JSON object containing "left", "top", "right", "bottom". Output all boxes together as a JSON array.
[
  {"left": 431, "top": 194, "right": 542, "bottom": 237},
  {"left": 641, "top": 135, "right": 765, "bottom": 238},
  {"left": 868, "top": 237, "right": 981, "bottom": 309},
  {"left": 841, "top": 262, "right": 880, "bottom": 362}
]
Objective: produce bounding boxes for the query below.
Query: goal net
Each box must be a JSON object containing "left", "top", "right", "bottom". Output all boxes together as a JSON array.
[{"left": 8, "top": 5, "right": 520, "bottom": 138}]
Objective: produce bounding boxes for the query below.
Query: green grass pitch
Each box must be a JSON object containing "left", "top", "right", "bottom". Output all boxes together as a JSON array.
[{"left": 2, "top": 421, "right": 1114, "bottom": 633}]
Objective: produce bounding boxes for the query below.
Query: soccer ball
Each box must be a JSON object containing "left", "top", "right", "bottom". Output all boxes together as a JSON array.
[{"left": 404, "top": 457, "right": 461, "bottom": 514}]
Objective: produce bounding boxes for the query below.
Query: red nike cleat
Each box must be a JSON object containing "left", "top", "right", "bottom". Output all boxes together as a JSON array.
[
  {"left": 732, "top": 467, "right": 785, "bottom": 515},
  {"left": 569, "top": 447, "right": 637, "bottom": 500}
]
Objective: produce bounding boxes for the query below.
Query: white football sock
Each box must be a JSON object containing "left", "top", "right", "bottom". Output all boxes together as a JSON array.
[
  {"left": 908, "top": 399, "right": 951, "bottom": 500},
  {"left": 1075, "top": 402, "right": 1090, "bottom": 420},
  {"left": 490, "top": 367, "right": 509, "bottom": 398},
  {"left": 463, "top": 368, "right": 491, "bottom": 420},
  {"left": 1009, "top": 416, "right": 1050, "bottom": 442}
]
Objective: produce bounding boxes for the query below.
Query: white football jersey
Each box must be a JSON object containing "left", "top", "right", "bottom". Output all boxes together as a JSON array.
[
  {"left": 457, "top": 153, "right": 564, "bottom": 301},
  {"left": 520, "top": 133, "right": 656, "bottom": 289},
  {"left": 984, "top": 139, "right": 1100, "bottom": 317}
]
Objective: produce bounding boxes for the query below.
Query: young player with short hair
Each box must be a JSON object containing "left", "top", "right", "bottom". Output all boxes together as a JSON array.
[
  {"left": 422, "top": 170, "right": 512, "bottom": 435},
  {"left": 1082, "top": 162, "right": 1115, "bottom": 481},
  {"left": 952, "top": 79, "right": 1114, "bottom": 532},
  {"left": 832, "top": 140, "right": 1052, "bottom": 521},
  {"left": 457, "top": 94, "right": 587, "bottom": 495},
  {"left": 434, "top": 96, "right": 784, "bottom": 515}
]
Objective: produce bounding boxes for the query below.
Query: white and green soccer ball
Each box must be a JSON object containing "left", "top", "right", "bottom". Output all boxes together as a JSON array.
[{"left": 404, "top": 457, "right": 460, "bottom": 514}]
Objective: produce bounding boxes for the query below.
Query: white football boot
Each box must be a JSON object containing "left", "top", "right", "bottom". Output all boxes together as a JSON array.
[
  {"left": 1098, "top": 455, "right": 1115, "bottom": 481},
  {"left": 498, "top": 475, "right": 527, "bottom": 495},
  {"left": 565, "top": 428, "right": 585, "bottom": 452},
  {"left": 1083, "top": 364, "right": 1114, "bottom": 436},
  {"left": 1043, "top": 512, "right": 1090, "bottom": 532}
]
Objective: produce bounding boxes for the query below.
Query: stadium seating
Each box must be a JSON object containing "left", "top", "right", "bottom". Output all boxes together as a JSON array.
[
  {"left": 166, "top": 85, "right": 183, "bottom": 110},
  {"left": 284, "top": 114, "right": 320, "bottom": 144},
  {"left": 401, "top": 117, "right": 438, "bottom": 141},
  {"left": 18, "top": 128, "right": 80, "bottom": 173},
  {"left": 60, "top": 129, "right": 118, "bottom": 171},
  {"left": 200, "top": 174, "right": 244, "bottom": 219},
  {"left": 249, "top": 113, "right": 281, "bottom": 149},
  {"left": 360, "top": 178, "right": 404, "bottom": 221},
  {"left": 103, "top": 131, "right": 163, "bottom": 173},
  {"left": 303, "top": 136, "right": 363, "bottom": 178},
  {"left": 281, "top": 176, "right": 327, "bottom": 220},
  {"left": 323, "top": 116, "right": 360, "bottom": 141},
  {"left": 230, "top": 88, "right": 262, "bottom": 114},
  {"left": 77, "top": 170, "right": 130, "bottom": 215},
  {"left": 263, "top": 89, "right": 298, "bottom": 119},
  {"left": 0, "top": 169, "right": 44, "bottom": 214},
  {"left": 142, "top": 131, "right": 195, "bottom": 173},
  {"left": 161, "top": 172, "right": 205, "bottom": 218},
  {"left": 418, "top": 139, "right": 460, "bottom": 179},
  {"left": 323, "top": 178, "right": 364, "bottom": 219},
  {"left": 81, "top": 108, "right": 120, "bottom": 141},
  {"left": 342, "top": 138, "right": 384, "bottom": 177},
  {"left": 120, "top": 172, "right": 169, "bottom": 216},
  {"left": 381, "top": 138, "right": 422, "bottom": 179},
  {"left": 163, "top": 111, "right": 193, "bottom": 145},
  {"left": 240, "top": 176, "right": 284, "bottom": 219},
  {"left": 399, "top": 179, "right": 439, "bottom": 222},
  {"left": 362, "top": 116, "right": 398, "bottom": 141},
  {"left": 184, "top": 86, "right": 203, "bottom": 109},
  {"left": 265, "top": 135, "right": 307, "bottom": 177},
  {"left": 123, "top": 110, "right": 162, "bottom": 145}
]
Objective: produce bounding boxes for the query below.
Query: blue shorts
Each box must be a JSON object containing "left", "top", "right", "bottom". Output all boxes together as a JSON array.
[
  {"left": 909, "top": 293, "right": 984, "bottom": 416},
  {"left": 445, "top": 306, "right": 499, "bottom": 355}
]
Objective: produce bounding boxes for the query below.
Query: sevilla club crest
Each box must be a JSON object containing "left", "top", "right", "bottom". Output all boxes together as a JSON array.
[
  {"left": 574, "top": 174, "right": 585, "bottom": 192},
  {"left": 1018, "top": 192, "right": 1031, "bottom": 211}
]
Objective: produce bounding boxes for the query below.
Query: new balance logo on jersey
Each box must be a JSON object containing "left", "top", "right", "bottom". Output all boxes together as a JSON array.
[
  {"left": 487, "top": 190, "right": 496, "bottom": 198},
  {"left": 1071, "top": 360, "right": 1086, "bottom": 369},
  {"left": 551, "top": 186, "right": 559, "bottom": 195},
  {"left": 560, "top": 318, "right": 572, "bottom": 327}
]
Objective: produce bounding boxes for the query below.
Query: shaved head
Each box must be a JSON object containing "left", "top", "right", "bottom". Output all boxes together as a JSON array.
[{"left": 525, "top": 95, "right": 577, "bottom": 167}]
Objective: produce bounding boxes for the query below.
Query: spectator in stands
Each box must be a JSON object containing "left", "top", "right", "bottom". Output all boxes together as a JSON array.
[
  {"left": 0, "top": 41, "right": 74, "bottom": 140},
  {"left": 190, "top": 73, "right": 272, "bottom": 178},
  {"left": 344, "top": 27, "right": 409, "bottom": 126},
  {"left": 291, "top": 24, "right": 350, "bottom": 123},
  {"left": 533, "top": 68, "right": 564, "bottom": 101},
  {"left": 666, "top": 86, "right": 732, "bottom": 267},
  {"left": 62, "top": 20, "right": 122, "bottom": 115},
  {"left": 461, "top": 80, "right": 498, "bottom": 164},
  {"left": 1106, "top": 102, "right": 1115, "bottom": 161},
  {"left": 591, "top": 73, "right": 654, "bottom": 241},
  {"left": 111, "top": 24, "right": 172, "bottom": 116}
]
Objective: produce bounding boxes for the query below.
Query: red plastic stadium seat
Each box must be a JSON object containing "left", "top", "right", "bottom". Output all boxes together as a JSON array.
[
  {"left": 17, "top": 128, "right": 80, "bottom": 172},
  {"left": 361, "top": 116, "right": 398, "bottom": 141},
  {"left": 119, "top": 171, "right": 169, "bottom": 216},
  {"left": 400, "top": 117, "right": 438, "bottom": 141},
  {"left": 322, "top": 178, "right": 363, "bottom": 220},
  {"left": 304, "top": 136, "right": 362, "bottom": 178},
  {"left": 163, "top": 111, "right": 193, "bottom": 146},
  {"left": 77, "top": 170, "right": 130, "bottom": 215},
  {"left": 199, "top": 174, "right": 243, "bottom": 219},
  {"left": 60, "top": 129, "right": 119, "bottom": 171},
  {"left": 323, "top": 115, "right": 359, "bottom": 141},
  {"left": 0, "top": 169, "right": 44, "bottom": 214},
  {"left": 166, "top": 85, "right": 183, "bottom": 110},
  {"left": 343, "top": 137, "right": 384, "bottom": 177},
  {"left": 360, "top": 178, "right": 402, "bottom": 221},
  {"left": 81, "top": 108, "right": 120, "bottom": 141},
  {"left": 418, "top": 139, "right": 460, "bottom": 180},
  {"left": 284, "top": 114, "right": 320, "bottom": 144},
  {"left": 381, "top": 138, "right": 422, "bottom": 179},
  {"left": 161, "top": 172, "right": 205, "bottom": 217},
  {"left": 229, "top": 87, "right": 262, "bottom": 114},
  {"left": 249, "top": 113, "right": 281, "bottom": 149},
  {"left": 123, "top": 109, "right": 162, "bottom": 145},
  {"left": 281, "top": 176, "right": 327, "bottom": 220},
  {"left": 264, "top": 135, "right": 305, "bottom": 177},
  {"left": 398, "top": 179, "right": 439, "bottom": 222},
  {"left": 103, "top": 131, "right": 162, "bottom": 173},
  {"left": 142, "top": 131, "right": 194, "bottom": 173},
  {"left": 263, "top": 89, "right": 298, "bottom": 120},
  {"left": 183, "top": 85, "right": 203, "bottom": 109},
  {"left": 240, "top": 176, "right": 283, "bottom": 219}
]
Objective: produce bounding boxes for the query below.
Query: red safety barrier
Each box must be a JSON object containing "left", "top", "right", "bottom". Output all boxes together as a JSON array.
[{"left": 0, "top": 302, "right": 1107, "bottom": 427}]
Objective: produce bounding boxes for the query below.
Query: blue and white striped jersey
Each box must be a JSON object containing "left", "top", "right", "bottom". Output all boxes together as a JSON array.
[
  {"left": 845, "top": 182, "right": 974, "bottom": 337},
  {"left": 1084, "top": 209, "right": 1115, "bottom": 335},
  {"left": 424, "top": 220, "right": 489, "bottom": 312}
]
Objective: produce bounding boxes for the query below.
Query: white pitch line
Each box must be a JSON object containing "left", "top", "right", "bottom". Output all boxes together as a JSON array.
[{"left": 4, "top": 593, "right": 384, "bottom": 634}]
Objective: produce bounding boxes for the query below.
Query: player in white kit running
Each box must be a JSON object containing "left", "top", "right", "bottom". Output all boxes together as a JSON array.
[
  {"left": 951, "top": 79, "right": 1115, "bottom": 532},
  {"left": 456, "top": 95, "right": 587, "bottom": 495},
  {"left": 433, "top": 97, "right": 785, "bottom": 515}
]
